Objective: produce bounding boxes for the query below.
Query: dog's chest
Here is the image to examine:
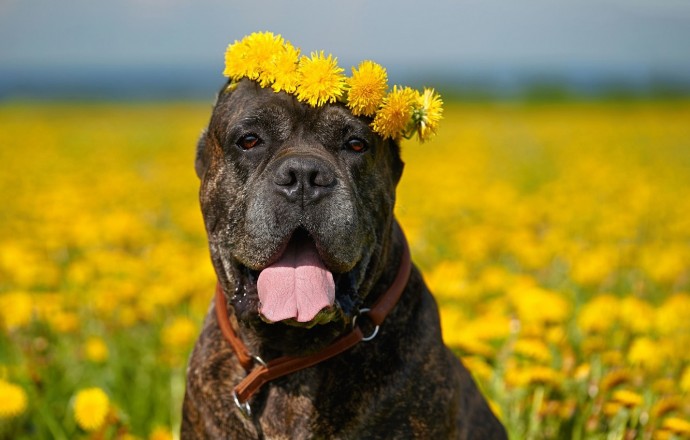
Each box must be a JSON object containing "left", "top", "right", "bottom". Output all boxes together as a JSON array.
[{"left": 257, "top": 389, "right": 319, "bottom": 438}]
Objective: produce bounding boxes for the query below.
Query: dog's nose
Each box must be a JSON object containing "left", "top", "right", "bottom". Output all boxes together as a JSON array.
[{"left": 273, "top": 155, "right": 337, "bottom": 204}]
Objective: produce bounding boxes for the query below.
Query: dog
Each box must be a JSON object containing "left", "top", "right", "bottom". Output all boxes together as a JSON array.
[{"left": 182, "top": 79, "right": 507, "bottom": 439}]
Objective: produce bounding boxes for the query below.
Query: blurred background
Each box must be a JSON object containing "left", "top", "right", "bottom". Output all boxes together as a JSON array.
[
  {"left": 2, "top": 0, "right": 690, "bottom": 101},
  {"left": 2, "top": 1, "right": 690, "bottom": 439}
]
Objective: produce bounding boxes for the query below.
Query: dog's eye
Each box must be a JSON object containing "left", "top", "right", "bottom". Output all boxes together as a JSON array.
[
  {"left": 237, "top": 134, "right": 261, "bottom": 150},
  {"left": 346, "top": 138, "right": 368, "bottom": 153}
]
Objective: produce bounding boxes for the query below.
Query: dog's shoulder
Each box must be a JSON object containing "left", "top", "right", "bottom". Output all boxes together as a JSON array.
[{"left": 401, "top": 269, "right": 508, "bottom": 438}]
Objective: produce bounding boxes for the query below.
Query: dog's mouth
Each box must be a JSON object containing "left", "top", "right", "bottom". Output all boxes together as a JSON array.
[{"left": 246, "top": 228, "right": 346, "bottom": 328}]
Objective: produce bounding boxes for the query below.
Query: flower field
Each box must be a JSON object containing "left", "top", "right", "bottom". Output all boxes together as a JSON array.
[{"left": 1, "top": 100, "right": 689, "bottom": 439}]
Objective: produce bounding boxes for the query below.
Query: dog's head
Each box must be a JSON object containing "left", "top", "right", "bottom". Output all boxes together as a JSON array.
[{"left": 195, "top": 79, "right": 404, "bottom": 350}]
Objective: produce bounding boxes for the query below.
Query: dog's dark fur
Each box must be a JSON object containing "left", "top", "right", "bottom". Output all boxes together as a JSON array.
[{"left": 182, "top": 79, "right": 507, "bottom": 439}]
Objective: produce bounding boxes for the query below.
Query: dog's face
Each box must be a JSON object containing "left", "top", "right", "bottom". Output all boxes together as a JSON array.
[{"left": 196, "top": 80, "right": 403, "bottom": 349}]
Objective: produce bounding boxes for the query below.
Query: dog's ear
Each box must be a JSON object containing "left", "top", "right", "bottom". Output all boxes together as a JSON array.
[
  {"left": 195, "top": 129, "right": 207, "bottom": 179},
  {"left": 196, "top": 80, "right": 239, "bottom": 179},
  {"left": 388, "top": 139, "right": 405, "bottom": 184}
]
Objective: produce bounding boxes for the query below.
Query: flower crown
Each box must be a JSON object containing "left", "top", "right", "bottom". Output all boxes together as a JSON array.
[{"left": 223, "top": 32, "right": 443, "bottom": 142}]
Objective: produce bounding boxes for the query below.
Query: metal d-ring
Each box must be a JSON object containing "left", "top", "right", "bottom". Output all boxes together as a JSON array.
[
  {"left": 352, "top": 308, "right": 380, "bottom": 342},
  {"left": 230, "top": 355, "right": 265, "bottom": 419},
  {"left": 232, "top": 390, "right": 252, "bottom": 419},
  {"left": 252, "top": 355, "right": 267, "bottom": 367}
]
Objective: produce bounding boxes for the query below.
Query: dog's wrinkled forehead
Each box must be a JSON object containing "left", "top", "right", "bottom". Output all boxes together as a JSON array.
[{"left": 214, "top": 81, "right": 295, "bottom": 130}]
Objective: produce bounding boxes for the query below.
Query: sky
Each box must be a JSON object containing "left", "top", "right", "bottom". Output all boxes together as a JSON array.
[{"left": 1, "top": 0, "right": 690, "bottom": 98}]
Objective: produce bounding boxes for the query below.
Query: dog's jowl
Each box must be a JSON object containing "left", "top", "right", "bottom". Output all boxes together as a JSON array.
[{"left": 182, "top": 34, "right": 507, "bottom": 439}]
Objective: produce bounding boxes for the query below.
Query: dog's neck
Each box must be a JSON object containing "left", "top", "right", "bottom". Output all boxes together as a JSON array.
[
  {"left": 224, "top": 219, "right": 406, "bottom": 360},
  {"left": 214, "top": 221, "right": 412, "bottom": 409}
]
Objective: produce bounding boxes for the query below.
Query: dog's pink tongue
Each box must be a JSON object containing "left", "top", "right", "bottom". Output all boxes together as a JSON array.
[{"left": 257, "top": 236, "right": 335, "bottom": 323}]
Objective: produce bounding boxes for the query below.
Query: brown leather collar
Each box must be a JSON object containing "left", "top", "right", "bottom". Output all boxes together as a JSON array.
[{"left": 214, "top": 227, "right": 411, "bottom": 415}]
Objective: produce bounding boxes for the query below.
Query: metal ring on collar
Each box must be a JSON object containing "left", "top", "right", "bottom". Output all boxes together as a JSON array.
[
  {"left": 352, "top": 308, "right": 380, "bottom": 342},
  {"left": 232, "top": 390, "right": 252, "bottom": 419},
  {"left": 252, "top": 355, "right": 267, "bottom": 367}
]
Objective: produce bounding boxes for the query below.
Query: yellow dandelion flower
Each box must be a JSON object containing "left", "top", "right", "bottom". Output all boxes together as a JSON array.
[
  {"left": 619, "top": 297, "right": 654, "bottom": 334},
  {"left": 522, "top": 365, "right": 562, "bottom": 387},
  {"left": 662, "top": 417, "right": 690, "bottom": 435},
  {"left": 656, "top": 293, "right": 690, "bottom": 335},
  {"left": 223, "top": 31, "right": 285, "bottom": 82},
  {"left": 461, "top": 313, "right": 512, "bottom": 341},
  {"left": 628, "top": 337, "right": 665, "bottom": 372},
  {"left": 427, "top": 260, "right": 469, "bottom": 300},
  {"left": 149, "top": 426, "right": 174, "bottom": 440},
  {"left": 611, "top": 389, "right": 644, "bottom": 408},
  {"left": 411, "top": 88, "right": 443, "bottom": 142},
  {"left": 505, "top": 365, "right": 562, "bottom": 388},
  {"left": 295, "top": 51, "right": 345, "bottom": 107},
  {"left": 223, "top": 32, "right": 285, "bottom": 83},
  {"left": 162, "top": 316, "right": 197, "bottom": 350},
  {"left": 268, "top": 41, "right": 301, "bottom": 94},
  {"left": 441, "top": 310, "right": 508, "bottom": 352},
  {"left": 0, "top": 292, "right": 32, "bottom": 330},
  {"left": 641, "top": 246, "right": 686, "bottom": 284},
  {"left": 546, "top": 326, "right": 566, "bottom": 344},
  {"left": 582, "top": 335, "right": 607, "bottom": 355},
  {"left": 454, "top": 337, "right": 496, "bottom": 359},
  {"left": 346, "top": 60, "right": 388, "bottom": 117},
  {"left": 0, "top": 380, "right": 28, "bottom": 418},
  {"left": 84, "top": 337, "right": 109, "bottom": 363},
  {"left": 479, "top": 265, "right": 512, "bottom": 292},
  {"left": 223, "top": 38, "right": 250, "bottom": 80},
  {"left": 652, "top": 396, "right": 683, "bottom": 419},
  {"left": 578, "top": 294, "right": 619, "bottom": 334},
  {"left": 73, "top": 387, "right": 110, "bottom": 431},
  {"left": 49, "top": 310, "right": 79, "bottom": 333},
  {"left": 574, "top": 363, "right": 591, "bottom": 381},
  {"left": 602, "top": 350, "right": 624, "bottom": 366},
  {"left": 653, "top": 430, "right": 672, "bottom": 440},
  {"left": 507, "top": 284, "right": 570, "bottom": 326},
  {"left": 570, "top": 246, "right": 618, "bottom": 286},
  {"left": 244, "top": 32, "right": 286, "bottom": 84},
  {"left": 118, "top": 305, "right": 138, "bottom": 327},
  {"left": 600, "top": 369, "right": 632, "bottom": 391},
  {"left": 513, "top": 338, "right": 552, "bottom": 363},
  {"left": 603, "top": 402, "right": 623, "bottom": 417},
  {"left": 372, "top": 86, "right": 417, "bottom": 140}
]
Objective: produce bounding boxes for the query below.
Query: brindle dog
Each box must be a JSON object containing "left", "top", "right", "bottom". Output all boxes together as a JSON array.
[{"left": 182, "top": 79, "right": 507, "bottom": 439}]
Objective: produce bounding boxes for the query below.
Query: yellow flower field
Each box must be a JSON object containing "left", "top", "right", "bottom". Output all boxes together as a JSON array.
[{"left": 1, "top": 100, "right": 689, "bottom": 439}]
